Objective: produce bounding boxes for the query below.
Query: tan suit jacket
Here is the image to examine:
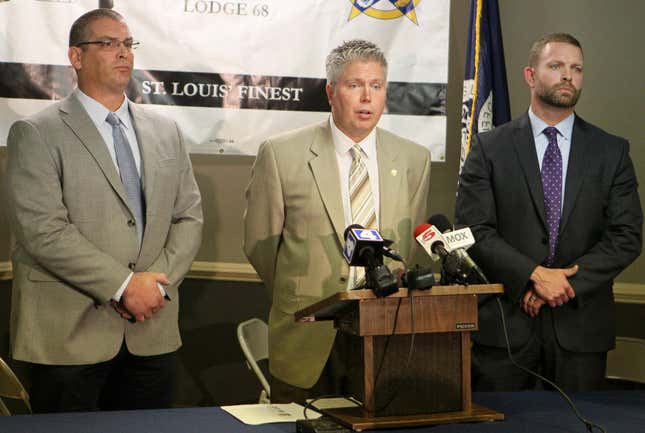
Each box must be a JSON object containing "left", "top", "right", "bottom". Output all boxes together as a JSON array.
[
  {"left": 244, "top": 121, "right": 431, "bottom": 388},
  {"left": 6, "top": 93, "right": 203, "bottom": 365}
]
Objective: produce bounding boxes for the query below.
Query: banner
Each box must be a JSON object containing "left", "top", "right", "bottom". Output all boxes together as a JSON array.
[
  {"left": 0, "top": 0, "right": 450, "bottom": 158},
  {"left": 460, "top": 0, "right": 510, "bottom": 168}
]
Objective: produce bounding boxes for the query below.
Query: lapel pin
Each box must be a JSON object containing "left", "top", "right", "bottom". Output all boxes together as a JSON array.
[{"left": 391, "top": 169, "right": 398, "bottom": 177}]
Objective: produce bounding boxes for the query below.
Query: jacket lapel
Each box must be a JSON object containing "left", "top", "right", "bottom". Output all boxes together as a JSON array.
[
  {"left": 129, "top": 103, "right": 155, "bottom": 205},
  {"left": 129, "top": 103, "right": 156, "bottom": 249},
  {"left": 559, "top": 116, "right": 590, "bottom": 234},
  {"left": 308, "top": 122, "right": 346, "bottom": 246},
  {"left": 513, "top": 114, "right": 547, "bottom": 230},
  {"left": 376, "top": 128, "right": 403, "bottom": 233},
  {"left": 59, "top": 94, "right": 131, "bottom": 211}
]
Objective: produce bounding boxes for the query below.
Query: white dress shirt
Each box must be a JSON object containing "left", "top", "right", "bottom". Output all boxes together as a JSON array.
[
  {"left": 329, "top": 116, "right": 380, "bottom": 228},
  {"left": 329, "top": 116, "right": 381, "bottom": 290}
]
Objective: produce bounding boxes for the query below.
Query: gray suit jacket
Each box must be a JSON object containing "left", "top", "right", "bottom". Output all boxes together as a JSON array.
[
  {"left": 456, "top": 113, "right": 642, "bottom": 352},
  {"left": 243, "top": 121, "right": 431, "bottom": 388},
  {"left": 6, "top": 93, "right": 203, "bottom": 364}
]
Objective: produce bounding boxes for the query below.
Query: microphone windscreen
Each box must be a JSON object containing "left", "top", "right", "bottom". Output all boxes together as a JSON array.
[
  {"left": 413, "top": 223, "right": 431, "bottom": 238},
  {"left": 427, "top": 214, "right": 452, "bottom": 233}
]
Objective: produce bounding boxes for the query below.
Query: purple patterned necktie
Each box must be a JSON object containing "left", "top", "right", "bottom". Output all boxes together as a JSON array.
[{"left": 541, "top": 126, "right": 562, "bottom": 266}]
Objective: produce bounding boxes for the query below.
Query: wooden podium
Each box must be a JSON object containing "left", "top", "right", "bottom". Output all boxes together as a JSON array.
[{"left": 295, "top": 285, "right": 505, "bottom": 431}]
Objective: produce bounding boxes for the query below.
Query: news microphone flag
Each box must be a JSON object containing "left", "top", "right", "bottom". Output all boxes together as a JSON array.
[
  {"left": 414, "top": 223, "right": 449, "bottom": 262},
  {"left": 443, "top": 227, "right": 476, "bottom": 251},
  {"left": 460, "top": 0, "right": 511, "bottom": 171},
  {"left": 343, "top": 227, "right": 384, "bottom": 266}
]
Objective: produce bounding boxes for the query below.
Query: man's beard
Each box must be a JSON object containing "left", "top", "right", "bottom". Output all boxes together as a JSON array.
[{"left": 537, "top": 82, "right": 581, "bottom": 108}]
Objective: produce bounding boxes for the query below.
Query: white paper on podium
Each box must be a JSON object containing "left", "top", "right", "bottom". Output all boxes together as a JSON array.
[{"left": 220, "top": 403, "right": 321, "bottom": 425}]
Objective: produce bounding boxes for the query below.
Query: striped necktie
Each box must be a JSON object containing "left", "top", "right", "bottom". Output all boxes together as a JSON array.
[
  {"left": 349, "top": 144, "right": 377, "bottom": 288},
  {"left": 349, "top": 144, "right": 376, "bottom": 229},
  {"left": 106, "top": 112, "right": 145, "bottom": 249}
]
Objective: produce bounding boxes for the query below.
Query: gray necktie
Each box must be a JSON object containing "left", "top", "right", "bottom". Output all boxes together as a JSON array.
[{"left": 105, "top": 112, "right": 145, "bottom": 248}]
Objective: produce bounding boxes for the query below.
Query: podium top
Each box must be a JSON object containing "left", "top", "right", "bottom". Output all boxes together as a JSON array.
[{"left": 295, "top": 284, "right": 503, "bottom": 323}]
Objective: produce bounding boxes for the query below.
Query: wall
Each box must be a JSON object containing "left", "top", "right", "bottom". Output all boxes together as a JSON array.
[{"left": 1, "top": 0, "right": 642, "bottom": 286}]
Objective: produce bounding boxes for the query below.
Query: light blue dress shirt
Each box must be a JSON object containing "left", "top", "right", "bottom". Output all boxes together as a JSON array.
[
  {"left": 528, "top": 107, "right": 575, "bottom": 212},
  {"left": 75, "top": 89, "right": 166, "bottom": 302}
]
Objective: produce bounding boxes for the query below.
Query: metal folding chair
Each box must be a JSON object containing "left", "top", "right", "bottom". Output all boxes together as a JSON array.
[
  {"left": 606, "top": 336, "right": 645, "bottom": 386},
  {"left": 0, "top": 356, "right": 31, "bottom": 415},
  {"left": 237, "top": 318, "right": 270, "bottom": 403}
]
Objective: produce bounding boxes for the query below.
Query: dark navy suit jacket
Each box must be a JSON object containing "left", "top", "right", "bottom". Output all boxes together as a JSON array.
[{"left": 456, "top": 113, "right": 642, "bottom": 352}]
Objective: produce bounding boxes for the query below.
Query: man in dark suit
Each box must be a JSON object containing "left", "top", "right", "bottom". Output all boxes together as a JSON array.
[
  {"left": 6, "top": 9, "right": 203, "bottom": 412},
  {"left": 455, "top": 33, "right": 642, "bottom": 391}
]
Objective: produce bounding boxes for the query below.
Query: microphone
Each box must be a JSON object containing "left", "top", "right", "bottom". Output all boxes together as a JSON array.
[
  {"left": 427, "top": 214, "right": 489, "bottom": 285},
  {"left": 343, "top": 224, "right": 384, "bottom": 267},
  {"left": 382, "top": 245, "right": 404, "bottom": 263},
  {"left": 443, "top": 227, "right": 476, "bottom": 250},
  {"left": 401, "top": 265, "right": 435, "bottom": 290},
  {"left": 343, "top": 225, "right": 398, "bottom": 297},
  {"left": 426, "top": 214, "right": 452, "bottom": 235},
  {"left": 413, "top": 223, "right": 451, "bottom": 261},
  {"left": 428, "top": 214, "right": 477, "bottom": 252},
  {"left": 343, "top": 225, "right": 405, "bottom": 264}
]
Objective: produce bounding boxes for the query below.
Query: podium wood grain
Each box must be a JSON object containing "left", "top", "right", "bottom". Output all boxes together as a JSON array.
[{"left": 295, "top": 285, "right": 505, "bottom": 429}]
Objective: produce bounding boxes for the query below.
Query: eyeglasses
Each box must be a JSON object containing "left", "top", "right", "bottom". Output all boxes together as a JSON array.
[{"left": 75, "top": 38, "right": 140, "bottom": 51}]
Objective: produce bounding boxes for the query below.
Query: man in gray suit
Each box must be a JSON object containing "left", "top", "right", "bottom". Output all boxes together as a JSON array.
[
  {"left": 244, "top": 40, "right": 431, "bottom": 403},
  {"left": 456, "top": 33, "right": 642, "bottom": 391},
  {"left": 6, "top": 9, "right": 203, "bottom": 412}
]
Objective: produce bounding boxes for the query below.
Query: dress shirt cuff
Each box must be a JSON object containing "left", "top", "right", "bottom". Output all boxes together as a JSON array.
[
  {"left": 158, "top": 283, "right": 170, "bottom": 300},
  {"left": 112, "top": 273, "right": 170, "bottom": 302},
  {"left": 113, "top": 272, "right": 134, "bottom": 302}
]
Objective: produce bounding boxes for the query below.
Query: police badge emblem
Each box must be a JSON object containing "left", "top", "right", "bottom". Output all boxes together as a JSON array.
[{"left": 348, "top": 0, "right": 422, "bottom": 24}]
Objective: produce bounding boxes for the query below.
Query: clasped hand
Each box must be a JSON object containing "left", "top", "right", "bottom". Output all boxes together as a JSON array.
[
  {"left": 112, "top": 272, "right": 170, "bottom": 322},
  {"left": 522, "top": 265, "right": 578, "bottom": 316}
]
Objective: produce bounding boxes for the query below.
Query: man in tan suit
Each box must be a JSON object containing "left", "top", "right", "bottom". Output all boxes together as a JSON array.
[
  {"left": 6, "top": 9, "right": 202, "bottom": 412},
  {"left": 244, "top": 40, "right": 431, "bottom": 403}
]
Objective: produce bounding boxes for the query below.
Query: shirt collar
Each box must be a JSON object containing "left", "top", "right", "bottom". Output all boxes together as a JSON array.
[
  {"left": 75, "top": 88, "right": 132, "bottom": 130},
  {"left": 329, "top": 116, "right": 377, "bottom": 159},
  {"left": 528, "top": 106, "right": 575, "bottom": 141}
]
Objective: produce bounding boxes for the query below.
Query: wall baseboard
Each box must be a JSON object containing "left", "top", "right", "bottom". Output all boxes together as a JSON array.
[
  {"left": 613, "top": 283, "right": 645, "bottom": 305},
  {"left": 0, "top": 261, "right": 11, "bottom": 281},
  {"left": 187, "top": 261, "right": 261, "bottom": 282},
  {"left": 1, "top": 261, "right": 643, "bottom": 304},
  {"left": 0, "top": 260, "right": 261, "bottom": 283}
]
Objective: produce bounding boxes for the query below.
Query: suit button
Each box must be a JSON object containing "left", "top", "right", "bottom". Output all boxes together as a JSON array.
[
  {"left": 541, "top": 237, "right": 548, "bottom": 245},
  {"left": 127, "top": 219, "right": 136, "bottom": 227},
  {"left": 128, "top": 262, "right": 136, "bottom": 270},
  {"left": 340, "top": 277, "right": 347, "bottom": 283}
]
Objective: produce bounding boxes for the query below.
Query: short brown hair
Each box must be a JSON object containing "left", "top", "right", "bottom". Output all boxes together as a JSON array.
[
  {"left": 69, "top": 8, "right": 125, "bottom": 47},
  {"left": 528, "top": 33, "right": 582, "bottom": 67}
]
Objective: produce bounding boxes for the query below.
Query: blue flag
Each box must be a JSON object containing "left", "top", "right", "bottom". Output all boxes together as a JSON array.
[{"left": 460, "top": 0, "right": 510, "bottom": 169}]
